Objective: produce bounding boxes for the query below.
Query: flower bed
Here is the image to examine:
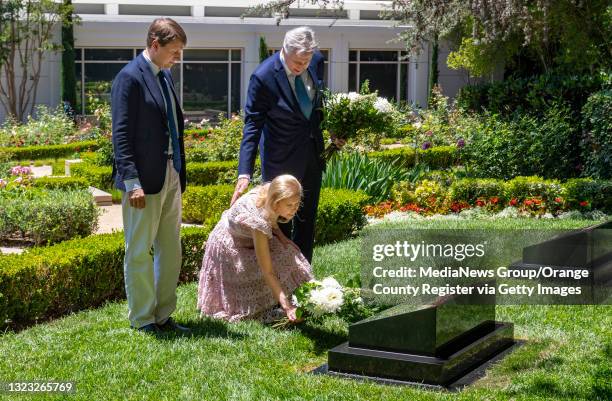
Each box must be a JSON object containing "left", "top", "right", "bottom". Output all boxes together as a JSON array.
[{"left": 366, "top": 176, "right": 611, "bottom": 219}]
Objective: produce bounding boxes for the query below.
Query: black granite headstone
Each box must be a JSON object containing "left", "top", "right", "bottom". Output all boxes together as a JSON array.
[{"left": 327, "top": 292, "right": 514, "bottom": 387}]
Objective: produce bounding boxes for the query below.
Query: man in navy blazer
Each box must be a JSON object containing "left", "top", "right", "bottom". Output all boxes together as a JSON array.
[
  {"left": 233, "top": 27, "right": 334, "bottom": 263},
  {"left": 111, "top": 18, "right": 188, "bottom": 334}
]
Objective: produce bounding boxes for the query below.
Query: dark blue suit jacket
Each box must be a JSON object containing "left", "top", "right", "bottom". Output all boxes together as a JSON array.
[
  {"left": 238, "top": 51, "right": 325, "bottom": 181},
  {"left": 111, "top": 53, "right": 186, "bottom": 194}
]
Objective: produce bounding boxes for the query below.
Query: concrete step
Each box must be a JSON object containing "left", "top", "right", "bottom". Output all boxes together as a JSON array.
[{"left": 89, "top": 186, "right": 113, "bottom": 206}]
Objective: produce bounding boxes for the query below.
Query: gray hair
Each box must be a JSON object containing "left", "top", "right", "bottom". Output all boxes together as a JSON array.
[{"left": 282, "top": 26, "right": 318, "bottom": 55}]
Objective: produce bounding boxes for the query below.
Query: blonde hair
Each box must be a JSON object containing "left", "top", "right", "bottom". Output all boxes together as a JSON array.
[{"left": 256, "top": 175, "right": 303, "bottom": 223}]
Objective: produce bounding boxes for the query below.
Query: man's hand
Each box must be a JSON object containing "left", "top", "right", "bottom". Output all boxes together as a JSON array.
[
  {"left": 231, "top": 177, "right": 250, "bottom": 206},
  {"left": 128, "top": 188, "right": 146, "bottom": 209},
  {"left": 330, "top": 134, "right": 347, "bottom": 149}
]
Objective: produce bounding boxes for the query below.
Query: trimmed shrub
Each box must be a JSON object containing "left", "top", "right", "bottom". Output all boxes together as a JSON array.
[
  {"left": 32, "top": 176, "right": 89, "bottom": 190},
  {"left": 187, "top": 161, "right": 238, "bottom": 186},
  {"left": 368, "top": 146, "right": 457, "bottom": 170},
  {"left": 70, "top": 162, "right": 113, "bottom": 190},
  {"left": 0, "top": 140, "right": 99, "bottom": 161},
  {"left": 0, "top": 227, "right": 210, "bottom": 329},
  {"left": 0, "top": 189, "right": 100, "bottom": 245},
  {"left": 315, "top": 188, "right": 370, "bottom": 244},
  {"left": 182, "top": 185, "right": 370, "bottom": 245},
  {"left": 564, "top": 178, "right": 612, "bottom": 213},
  {"left": 581, "top": 90, "right": 612, "bottom": 179},
  {"left": 182, "top": 184, "right": 234, "bottom": 224},
  {"left": 503, "top": 176, "right": 566, "bottom": 203},
  {"left": 449, "top": 178, "right": 506, "bottom": 204}
]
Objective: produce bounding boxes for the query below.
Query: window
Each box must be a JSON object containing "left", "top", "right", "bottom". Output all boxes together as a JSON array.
[
  {"left": 74, "top": 48, "right": 242, "bottom": 119},
  {"left": 266, "top": 48, "right": 330, "bottom": 86},
  {"left": 181, "top": 49, "right": 242, "bottom": 120},
  {"left": 348, "top": 50, "right": 409, "bottom": 102}
]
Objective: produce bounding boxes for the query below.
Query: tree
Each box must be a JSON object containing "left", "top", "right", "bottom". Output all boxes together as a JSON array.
[
  {"left": 61, "top": 0, "right": 77, "bottom": 115},
  {"left": 0, "top": 0, "right": 73, "bottom": 121},
  {"left": 249, "top": 1, "right": 612, "bottom": 77},
  {"left": 259, "top": 36, "right": 268, "bottom": 63}
]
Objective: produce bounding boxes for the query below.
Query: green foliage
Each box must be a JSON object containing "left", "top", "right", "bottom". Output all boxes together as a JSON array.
[
  {"left": 456, "top": 72, "right": 605, "bottom": 117},
  {"left": 182, "top": 185, "right": 234, "bottom": 224},
  {"left": 502, "top": 176, "right": 566, "bottom": 204},
  {"left": 563, "top": 178, "right": 612, "bottom": 213},
  {"left": 447, "top": 37, "right": 500, "bottom": 78},
  {"left": 31, "top": 176, "right": 89, "bottom": 190},
  {"left": 0, "top": 140, "right": 99, "bottom": 161},
  {"left": 315, "top": 188, "right": 370, "bottom": 245},
  {"left": 0, "top": 227, "right": 210, "bottom": 329},
  {"left": 449, "top": 178, "right": 506, "bottom": 204},
  {"left": 187, "top": 161, "right": 239, "bottom": 186},
  {"left": 259, "top": 36, "right": 268, "bottom": 63},
  {"left": 0, "top": 188, "right": 99, "bottom": 245},
  {"left": 322, "top": 152, "right": 410, "bottom": 203},
  {"left": 461, "top": 107, "right": 580, "bottom": 180},
  {"left": 0, "top": 105, "right": 76, "bottom": 147},
  {"left": 580, "top": 90, "right": 612, "bottom": 179},
  {"left": 185, "top": 113, "right": 243, "bottom": 162},
  {"left": 70, "top": 162, "right": 113, "bottom": 190},
  {"left": 368, "top": 146, "right": 458, "bottom": 170}
]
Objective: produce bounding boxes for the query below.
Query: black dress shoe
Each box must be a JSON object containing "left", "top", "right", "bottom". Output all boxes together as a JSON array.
[
  {"left": 133, "top": 323, "right": 160, "bottom": 334},
  {"left": 157, "top": 317, "right": 191, "bottom": 334}
]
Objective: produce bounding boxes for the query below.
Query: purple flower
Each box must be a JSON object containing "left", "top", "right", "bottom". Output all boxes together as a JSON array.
[
  {"left": 10, "top": 165, "right": 31, "bottom": 176},
  {"left": 421, "top": 141, "right": 432, "bottom": 150},
  {"left": 457, "top": 138, "right": 465, "bottom": 148}
]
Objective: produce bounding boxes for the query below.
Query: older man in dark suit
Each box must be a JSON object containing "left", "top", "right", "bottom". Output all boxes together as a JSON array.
[
  {"left": 232, "top": 27, "right": 334, "bottom": 263},
  {"left": 111, "top": 18, "right": 188, "bottom": 334}
]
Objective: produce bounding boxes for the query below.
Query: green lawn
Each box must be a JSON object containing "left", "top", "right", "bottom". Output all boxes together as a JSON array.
[{"left": 0, "top": 218, "right": 610, "bottom": 401}]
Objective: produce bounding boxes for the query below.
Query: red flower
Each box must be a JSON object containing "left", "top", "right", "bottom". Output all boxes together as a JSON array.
[
  {"left": 490, "top": 197, "right": 499, "bottom": 204},
  {"left": 524, "top": 200, "right": 533, "bottom": 206},
  {"left": 509, "top": 198, "right": 518, "bottom": 206},
  {"left": 554, "top": 197, "right": 563, "bottom": 203},
  {"left": 476, "top": 198, "right": 486, "bottom": 207},
  {"left": 579, "top": 201, "right": 589, "bottom": 207},
  {"left": 533, "top": 198, "right": 542, "bottom": 205}
]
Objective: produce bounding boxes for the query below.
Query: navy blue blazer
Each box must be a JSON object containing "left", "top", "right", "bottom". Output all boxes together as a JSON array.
[
  {"left": 111, "top": 53, "right": 186, "bottom": 194},
  {"left": 238, "top": 51, "right": 325, "bottom": 180}
]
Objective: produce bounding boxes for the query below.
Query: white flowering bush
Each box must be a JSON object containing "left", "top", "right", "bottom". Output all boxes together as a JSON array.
[{"left": 322, "top": 81, "right": 399, "bottom": 159}]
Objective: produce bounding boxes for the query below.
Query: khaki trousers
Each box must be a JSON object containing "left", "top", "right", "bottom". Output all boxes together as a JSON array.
[{"left": 121, "top": 160, "right": 182, "bottom": 328}]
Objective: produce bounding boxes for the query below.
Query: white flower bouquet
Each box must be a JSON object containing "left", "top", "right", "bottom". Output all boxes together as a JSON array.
[
  {"left": 321, "top": 81, "right": 399, "bottom": 160},
  {"left": 273, "top": 276, "right": 370, "bottom": 328}
]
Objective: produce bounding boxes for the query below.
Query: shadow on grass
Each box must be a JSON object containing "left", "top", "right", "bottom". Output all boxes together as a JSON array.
[
  {"left": 155, "top": 317, "right": 248, "bottom": 341},
  {"left": 293, "top": 322, "right": 348, "bottom": 356}
]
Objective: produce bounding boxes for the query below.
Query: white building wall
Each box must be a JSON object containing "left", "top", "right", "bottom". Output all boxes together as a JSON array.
[{"left": 0, "top": 1, "right": 477, "bottom": 123}]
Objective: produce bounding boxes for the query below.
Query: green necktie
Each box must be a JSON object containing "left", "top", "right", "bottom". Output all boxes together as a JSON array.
[{"left": 295, "top": 74, "right": 312, "bottom": 119}]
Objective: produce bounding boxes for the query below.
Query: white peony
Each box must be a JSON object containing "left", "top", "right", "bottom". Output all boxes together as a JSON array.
[
  {"left": 309, "top": 287, "right": 344, "bottom": 314},
  {"left": 373, "top": 97, "right": 393, "bottom": 113},
  {"left": 347, "top": 92, "right": 360, "bottom": 102},
  {"left": 321, "top": 277, "right": 342, "bottom": 289}
]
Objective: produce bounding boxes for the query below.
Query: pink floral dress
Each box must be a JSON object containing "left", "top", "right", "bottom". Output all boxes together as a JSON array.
[{"left": 197, "top": 189, "right": 313, "bottom": 322}]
